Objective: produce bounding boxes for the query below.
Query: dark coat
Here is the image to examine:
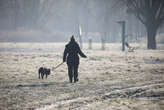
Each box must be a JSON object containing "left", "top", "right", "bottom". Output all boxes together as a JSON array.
[{"left": 63, "top": 41, "right": 86, "bottom": 65}]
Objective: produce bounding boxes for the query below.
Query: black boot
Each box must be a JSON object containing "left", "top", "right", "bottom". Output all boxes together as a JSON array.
[
  {"left": 74, "top": 78, "right": 79, "bottom": 83},
  {"left": 69, "top": 77, "right": 72, "bottom": 83}
]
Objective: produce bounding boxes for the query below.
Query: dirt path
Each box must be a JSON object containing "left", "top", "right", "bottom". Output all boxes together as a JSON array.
[{"left": 35, "top": 81, "right": 164, "bottom": 110}]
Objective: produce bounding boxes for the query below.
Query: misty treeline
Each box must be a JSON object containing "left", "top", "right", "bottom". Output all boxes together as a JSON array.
[
  {"left": 124, "top": 0, "right": 164, "bottom": 49},
  {"left": 0, "top": 0, "right": 164, "bottom": 49}
]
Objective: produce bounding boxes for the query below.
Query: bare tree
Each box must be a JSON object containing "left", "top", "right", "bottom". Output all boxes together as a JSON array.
[{"left": 125, "top": 0, "right": 164, "bottom": 49}]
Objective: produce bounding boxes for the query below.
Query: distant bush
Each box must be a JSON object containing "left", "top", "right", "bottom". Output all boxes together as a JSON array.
[{"left": 0, "top": 29, "right": 70, "bottom": 42}]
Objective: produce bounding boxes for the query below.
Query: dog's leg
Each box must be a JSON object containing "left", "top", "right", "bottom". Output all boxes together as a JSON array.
[
  {"left": 46, "top": 74, "right": 48, "bottom": 79},
  {"left": 39, "top": 72, "right": 40, "bottom": 79},
  {"left": 41, "top": 73, "right": 44, "bottom": 79}
]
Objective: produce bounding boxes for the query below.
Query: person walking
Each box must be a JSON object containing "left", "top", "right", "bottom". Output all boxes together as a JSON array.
[{"left": 63, "top": 35, "right": 87, "bottom": 83}]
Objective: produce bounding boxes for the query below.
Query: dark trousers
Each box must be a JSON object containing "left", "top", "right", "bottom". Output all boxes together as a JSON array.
[{"left": 67, "top": 64, "right": 79, "bottom": 83}]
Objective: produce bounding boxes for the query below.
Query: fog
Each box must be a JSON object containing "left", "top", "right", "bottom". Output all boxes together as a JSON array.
[
  {"left": 1, "top": 1, "right": 164, "bottom": 109},
  {"left": 0, "top": 0, "right": 163, "bottom": 42}
]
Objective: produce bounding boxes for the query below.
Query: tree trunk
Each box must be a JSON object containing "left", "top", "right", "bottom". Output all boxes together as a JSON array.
[{"left": 147, "top": 26, "right": 157, "bottom": 49}]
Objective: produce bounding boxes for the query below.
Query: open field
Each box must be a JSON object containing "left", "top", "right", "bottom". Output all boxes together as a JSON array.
[{"left": 0, "top": 43, "right": 164, "bottom": 110}]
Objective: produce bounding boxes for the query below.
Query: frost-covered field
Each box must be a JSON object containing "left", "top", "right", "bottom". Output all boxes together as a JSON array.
[{"left": 0, "top": 42, "right": 164, "bottom": 110}]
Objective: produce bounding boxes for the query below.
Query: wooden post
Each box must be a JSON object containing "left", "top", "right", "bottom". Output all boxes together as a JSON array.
[
  {"left": 88, "top": 38, "right": 92, "bottom": 49},
  {"left": 79, "top": 24, "right": 83, "bottom": 49},
  {"left": 122, "top": 21, "right": 125, "bottom": 51},
  {"left": 101, "top": 37, "right": 105, "bottom": 50},
  {"left": 79, "top": 35, "right": 82, "bottom": 49}
]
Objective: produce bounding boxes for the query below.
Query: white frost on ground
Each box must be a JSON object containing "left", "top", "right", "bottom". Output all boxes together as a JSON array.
[{"left": 0, "top": 43, "right": 164, "bottom": 110}]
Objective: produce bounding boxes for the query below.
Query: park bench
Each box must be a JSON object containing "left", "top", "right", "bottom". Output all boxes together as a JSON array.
[{"left": 125, "top": 42, "right": 135, "bottom": 52}]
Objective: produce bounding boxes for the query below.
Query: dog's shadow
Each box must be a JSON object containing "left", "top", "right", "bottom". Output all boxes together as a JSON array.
[{"left": 16, "top": 82, "right": 68, "bottom": 88}]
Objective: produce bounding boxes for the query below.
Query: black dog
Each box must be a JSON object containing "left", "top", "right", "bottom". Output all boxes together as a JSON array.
[{"left": 38, "top": 67, "right": 51, "bottom": 79}]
